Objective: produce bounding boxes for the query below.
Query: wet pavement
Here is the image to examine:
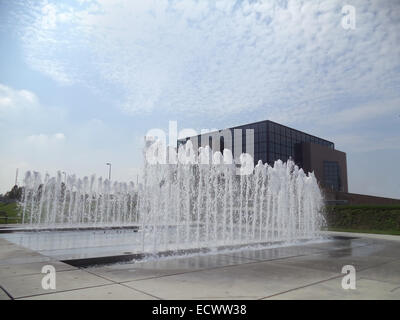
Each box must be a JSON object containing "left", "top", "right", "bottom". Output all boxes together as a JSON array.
[{"left": 0, "top": 231, "right": 399, "bottom": 300}]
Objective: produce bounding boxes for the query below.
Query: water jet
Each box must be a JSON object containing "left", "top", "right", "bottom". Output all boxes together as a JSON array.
[{"left": 5, "top": 141, "right": 325, "bottom": 262}]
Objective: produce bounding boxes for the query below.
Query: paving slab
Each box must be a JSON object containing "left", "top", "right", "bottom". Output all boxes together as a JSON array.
[
  {"left": 358, "top": 259, "right": 400, "bottom": 285},
  {"left": 0, "top": 240, "right": 49, "bottom": 266},
  {"left": 0, "top": 245, "right": 43, "bottom": 262},
  {"left": 0, "top": 238, "right": 16, "bottom": 247},
  {"left": 0, "top": 269, "right": 112, "bottom": 299},
  {"left": 269, "top": 251, "right": 395, "bottom": 274},
  {"left": 20, "top": 284, "right": 157, "bottom": 300},
  {"left": 86, "top": 253, "right": 255, "bottom": 282},
  {"left": 303, "top": 238, "right": 373, "bottom": 251},
  {"left": 0, "top": 260, "right": 77, "bottom": 279},
  {"left": 1, "top": 231, "right": 399, "bottom": 300},
  {"left": 0, "top": 255, "right": 52, "bottom": 265},
  {"left": 351, "top": 242, "right": 400, "bottom": 259},
  {"left": 0, "top": 287, "right": 11, "bottom": 300},
  {"left": 318, "top": 244, "right": 400, "bottom": 260},
  {"left": 124, "top": 261, "right": 338, "bottom": 299},
  {"left": 0, "top": 236, "right": 57, "bottom": 266},
  {"left": 221, "top": 244, "right": 324, "bottom": 262},
  {"left": 265, "top": 278, "right": 400, "bottom": 300},
  {"left": 323, "top": 231, "right": 400, "bottom": 242}
]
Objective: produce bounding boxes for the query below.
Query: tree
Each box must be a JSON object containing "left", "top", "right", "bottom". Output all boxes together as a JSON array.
[{"left": 4, "top": 185, "right": 23, "bottom": 201}]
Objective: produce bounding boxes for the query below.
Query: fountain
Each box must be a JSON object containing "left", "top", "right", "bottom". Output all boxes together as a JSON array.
[
  {"left": 20, "top": 171, "right": 138, "bottom": 228},
  {"left": 13, "top": 140, "right": 324, "bottom": 259}
]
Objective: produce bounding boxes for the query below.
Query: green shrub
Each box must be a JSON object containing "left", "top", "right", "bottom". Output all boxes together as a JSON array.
[
  {"left": 325, "top": 205, "right": 400, "bottom": 232},
  {"left": 0, "top": 202, "right": 21, "bottom": 224}
]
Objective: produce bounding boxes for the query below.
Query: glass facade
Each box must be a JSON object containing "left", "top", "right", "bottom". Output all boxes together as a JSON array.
[
  {"left": 178, "top": 120, "right": 335, "bottom": 166},
  {"left": 228, "top": 121, "right": 268, "bottom": 164},
  {"left": 266, "top": 121, "right": 334, "bottom": 165},
  {"left": 323, "top": 161, "right": 341, "bottom": 191},
  {"left": 177, "top": 120, "right": 347, "bottom": 192}
]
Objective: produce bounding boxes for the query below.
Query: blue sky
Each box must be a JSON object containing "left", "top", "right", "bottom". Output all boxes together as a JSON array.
[{"left": 0, "top": 0, "right": 399, "bottom": 198}]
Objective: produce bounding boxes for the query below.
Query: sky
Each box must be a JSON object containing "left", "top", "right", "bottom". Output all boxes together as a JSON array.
[{"left": 0, "top": 0, "right": 399, "bottom": 198}]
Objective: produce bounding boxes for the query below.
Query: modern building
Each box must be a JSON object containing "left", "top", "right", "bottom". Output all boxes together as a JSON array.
[{"left": 178, "top": 120, "right": 348, "bottom": 193}]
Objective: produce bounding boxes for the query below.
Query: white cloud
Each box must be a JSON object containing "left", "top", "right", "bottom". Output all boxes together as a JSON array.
[
  {"left": 2, "top": 1, "right": 400, "bottom": 198},
  {"left": 0, "top": 83, "right": 67, "bottom": 135},
  {"left": 322, "top": 99, "right": 400, "bottom": 125},
  {"left": 296, "top": 97, "right": 400, "bottom": 153},
  {"left": 40, "top": 3, "right": 58, "bottom": 29},
  {"left": 332, "top": 134, "right": 400, "bottom": 153},
  {"left": 15, "top": 0, "right": 400, "bottom": 118},
  {"left": 0, "top": 84, "right": 39, "bottom": 116},
  {"left": 0, "top": 82, "right": 144, "bottom": 193},
  {"left": 26, "top": 132, "right": 66, "bottom": 147},
  {"left": 0, "top": 83, "right": 70, "bottom": 193}
]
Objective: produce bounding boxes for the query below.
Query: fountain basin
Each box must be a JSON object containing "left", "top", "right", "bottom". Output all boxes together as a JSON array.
[
  {"left": 0, "top": 224, "right": 140, "bottom": 233},
  {"left": 0, "top": 226, "right": 329, "bottom": 267}
]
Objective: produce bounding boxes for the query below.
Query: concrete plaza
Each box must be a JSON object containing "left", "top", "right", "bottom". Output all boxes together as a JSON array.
[{"left": 0, "top": 231, "right": 399, "bottom": 300}]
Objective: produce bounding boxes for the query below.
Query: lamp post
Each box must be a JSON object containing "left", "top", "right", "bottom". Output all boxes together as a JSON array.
[
  {"left": 62, "top": 171, "right": 66, "bottom": 183},
  {"left": 106, "top": 163, "right": 112, "bottom": 180}
]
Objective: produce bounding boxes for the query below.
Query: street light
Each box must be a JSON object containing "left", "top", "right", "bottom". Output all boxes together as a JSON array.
[{"left": 106, "top": 163, "right": 112, "bottom": 180}]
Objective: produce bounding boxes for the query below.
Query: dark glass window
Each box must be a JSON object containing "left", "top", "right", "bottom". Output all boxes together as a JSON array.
[
  {"left": 270, "top": 142, "right": 275, "bottom": 153},
  {"left": 268, "top": 154, "right": 274, "bottom": 163},
  {"left": 323, "top": 161, "right": 341, "bottom": 191},
  {"left": 260, "top": 130, "right": 267, "bottom": 141},
  {"left": 268, "top": 124, "right": 274, "bottom": 134},
  {"left": 284, "top": 136, "right": 290, "bottom": 145},
  {"left": 260, "top": 142, "right": 267, "bottom": 152},
  {"left": 254, "top": 130, "right": 259, "bottom": 143}
]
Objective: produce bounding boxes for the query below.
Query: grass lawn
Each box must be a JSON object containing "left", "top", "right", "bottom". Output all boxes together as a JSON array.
[
  {"left": 0, "top": 202, "right": 21, "bottom": 224},
  {"left": 325, "top": 227, "right": 400, "bottom": 236}
]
